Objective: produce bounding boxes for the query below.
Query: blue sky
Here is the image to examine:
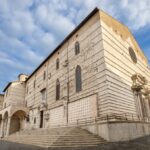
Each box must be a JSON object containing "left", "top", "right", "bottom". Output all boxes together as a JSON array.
[{"left": 0, "top": 0, "right": 150, "bottom": 93}]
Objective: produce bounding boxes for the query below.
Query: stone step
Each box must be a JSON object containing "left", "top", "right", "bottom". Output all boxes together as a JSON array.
[
  {"left": 5, "top": 138, "right": 104, "bottom": 144},
  {"left": 7, "top": 141, "right": 104, "bottom": 147},
  {"left": 6, "top": 137, "right": 102, "bottom": 141},
  {"left": 6, "top": 136, "right": 105, "bottom": 141},
  {"left": 8, "top": 134, "right": 101, "bottom": 138},
  {"left": 17, "top": 131, "right": 91, "bottom": 135},
  {"left": 15, "top": 128, "right": 88, "bottom": 134},
  {"left": 4, "top": 127, "right": 107, "bottom": 148},
  {"left": 4, "top": 139, "right": 104, "bottom": 147}
]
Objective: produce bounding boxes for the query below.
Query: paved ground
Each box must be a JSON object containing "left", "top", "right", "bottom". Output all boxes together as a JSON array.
[{"left": 0, "top": 136, "right": 150, "bottom": 150}]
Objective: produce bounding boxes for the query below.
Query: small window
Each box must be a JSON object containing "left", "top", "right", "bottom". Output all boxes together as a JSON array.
[
  {"left": 43, "top": 71, "right": 46, "bottom": 80},
  {"left": 75, "top": 65, "right": 82, "bottom": 92},
  {"left": 56, "top": 79, "right": 60, "bottom": 100},
  {"left": 56, "top": 58, "right": 59, "bottom": 70},
  {"left": 75, "top": 41, "right": 80, "bottom": 55}
]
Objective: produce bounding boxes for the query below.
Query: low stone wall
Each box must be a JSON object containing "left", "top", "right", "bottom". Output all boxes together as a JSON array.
[{"left": 81, "top": 121, "right": 150, "bottom": 142}]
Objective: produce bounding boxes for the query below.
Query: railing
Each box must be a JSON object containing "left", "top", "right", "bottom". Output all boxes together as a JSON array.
[{"left": 77, "top": 113, "right": 150, "bottom": 126}]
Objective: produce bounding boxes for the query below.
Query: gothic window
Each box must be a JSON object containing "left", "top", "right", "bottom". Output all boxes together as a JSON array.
[
  {"left": 56, "top": 58, "right": 59, "bottom": 70},
  {"left": 43, "top": 71, "right": 46, "bottom": 80},
  {"left": 56, "top": 79, "right": 60, "bottom": 100},
  {"left": 75, "top": 41, "right": 80, "bottom": 55},
  {"left": 75, "top": 65, "right": 82, "bottom": 92}
]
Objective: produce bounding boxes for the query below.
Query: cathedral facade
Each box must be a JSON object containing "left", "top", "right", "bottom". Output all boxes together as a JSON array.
[{"left": 0, "top": 8, "right": 150, "bottom": 142}]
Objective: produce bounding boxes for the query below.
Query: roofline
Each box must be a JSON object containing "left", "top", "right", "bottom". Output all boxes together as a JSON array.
[
  {"left": 3, "top": 82, "right": 12, "bottom": 92},
  {"left": 26, "top": 7, "right": 99, "bottom": 82},
  {"left": 99, "top": 9, "right": 148, "bottom": 63}
]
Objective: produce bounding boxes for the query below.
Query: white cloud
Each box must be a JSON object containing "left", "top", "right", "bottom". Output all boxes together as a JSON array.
[
  {"left": 99, "top": 0, "right": 150, "bottom": 31},
  {"left": 0, "top": 0, "right": 150, "bottom": 92}
]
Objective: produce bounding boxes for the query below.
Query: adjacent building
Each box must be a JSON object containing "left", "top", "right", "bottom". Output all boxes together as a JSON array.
[{"left": 0, "top": 8, "right": 150, "bottom": 142}]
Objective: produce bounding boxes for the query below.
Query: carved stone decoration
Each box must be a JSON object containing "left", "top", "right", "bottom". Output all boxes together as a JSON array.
[
  {"left": 131, "top": 74, "right": 147, "bottom": 91},
  {"left": 39, "top": 101, "right": 48, "bottom": 111},
  {"left": 131, "top": 73, "right": 150, "bottom": 117},
  {"left": 142, "top": 88, "right": 150, "bottom": 99}
]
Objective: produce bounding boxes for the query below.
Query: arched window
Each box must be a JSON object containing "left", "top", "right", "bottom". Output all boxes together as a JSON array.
[
  {"left": 75, "top": 65, "right": 82, "bottom": 92},
  {"left": 56, "top": 79, "right": 60, "bottom": 100},
  {"left": 56, "top": 58, "right": 59, "bottom": 70},
  {"left": 75, "top": 41, "right": 80, "bottom": 55}
]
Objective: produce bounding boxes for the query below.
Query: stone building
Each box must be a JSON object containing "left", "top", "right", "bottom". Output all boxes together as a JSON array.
[
  {"left": 0, "top": 94, "right": 4, "bottom": 110},
  {"left": 0, "top": 8, "right": 150, "bottom": 142}
]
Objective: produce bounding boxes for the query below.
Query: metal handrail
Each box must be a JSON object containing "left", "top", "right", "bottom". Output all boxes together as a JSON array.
[{"left": 77, "top": 113, "right": 150, "bottom": 125}]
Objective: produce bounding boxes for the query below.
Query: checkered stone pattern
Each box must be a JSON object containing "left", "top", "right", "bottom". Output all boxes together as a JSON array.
[
  {"left": 68, "top": 95, "right": 97, "bottom": 124},
  {"left": 49, "top": 106, "right": 64, "bottom": 126}
]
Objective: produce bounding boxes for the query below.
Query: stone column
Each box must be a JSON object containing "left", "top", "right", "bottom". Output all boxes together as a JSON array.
[
  {"left": 6, "top": 117, "right": 11, "bottom": 136},
  {"left": 0, "top": 119, "right": 4, "bottom": 138}
]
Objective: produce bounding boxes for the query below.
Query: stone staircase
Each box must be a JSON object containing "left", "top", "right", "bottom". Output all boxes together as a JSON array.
[{"left": 3, "top": 127, "right": 106, "bottom": 148}]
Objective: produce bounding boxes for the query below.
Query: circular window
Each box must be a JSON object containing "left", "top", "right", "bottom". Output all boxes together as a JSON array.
[{"left": 129, "top": 47, "right": 137, "bottom": 64}]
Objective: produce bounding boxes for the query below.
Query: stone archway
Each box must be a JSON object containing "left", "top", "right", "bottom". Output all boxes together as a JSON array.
[
  {"left": 3, "top": 111, "right": 9, "bottom": 137},
  {"left": 9, "top": 110, "right": 26, "bottom": 135}
]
